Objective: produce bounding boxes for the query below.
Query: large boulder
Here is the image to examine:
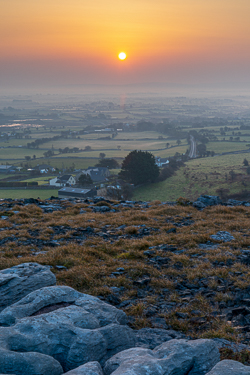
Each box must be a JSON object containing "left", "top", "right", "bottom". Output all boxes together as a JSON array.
[
  {"left": 0, "top": 305, "right": 135, "bottom": 374},
  {"left": 0, "top": 263, "right": 56, "bottom": 312},
  {"left": 0, "top": 349, "right": 63, "bottom": 375},
  {"left": 0, "top": 285, "right": 127, "bottom": 327},
  {"left": 104, "top": 339, "right": 220, "bottom": 375},
  {"left": 64, "top": 362, "right": 104, "bottom": 375},
  {"left": 206, "top": 360, "right": 250, "bottom": 374}
]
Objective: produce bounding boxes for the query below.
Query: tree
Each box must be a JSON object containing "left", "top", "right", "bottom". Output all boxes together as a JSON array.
[
  {"left": 84, "top": 145, "right": 92, "bottom": 151},
  {"left": 99, "top": 152, "right": 106, "bottom": 159},
  {"left": 43, "top": 150, "right": 54, "bottom": 158},
  {"left": 95, "top": 158, "right": 119, "bottom": 169},
  {"left": 166, "top": 143, "right": 170, "bottom": 149},
  {"left": 119, "top": 150, "right": 159, "bottom": 185},
  {"left": 25, "top": 156, "right": 31, "bottom": 161},
  {"left": 197, "top": 143, "right": 207, "bottom": 157},
  {"left": 176, "top": 139, "right": 181, "bottom": 146},
  {"left": 78, "top": 174, "right": 93, "bottom": 186},
  {"left": 243, "top": 158, "right": 249, "bottom": 166}
]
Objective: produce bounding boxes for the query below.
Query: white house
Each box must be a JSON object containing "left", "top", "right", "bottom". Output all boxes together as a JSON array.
[
  {"left": 155, "top": 157, "right": 169, "bottom": 167},
  {"left": 49, "top": 175, "right": 76, "bottom": 187}
]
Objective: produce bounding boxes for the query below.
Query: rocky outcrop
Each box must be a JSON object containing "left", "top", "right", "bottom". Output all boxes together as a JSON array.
[
  {"left": 0, "top": 262, "right": 250, "bottom": 375},
  {"left": 193, "top": 195, "right": 222, "bottom": 209},
  {"left": 0, "top": 262, "right": 56, "bottom": 312},
  {"left": 206, "top": 360, "right": 250, "bottom": 374},
  {"left": 0, "top": 282, "right": 135, "bottom": 374},
  {"left": 104, "top": 339, "right": 220, "bottom": 375},
  {"left": 0, "top": 285, "right": 127, "bottom": 327}
]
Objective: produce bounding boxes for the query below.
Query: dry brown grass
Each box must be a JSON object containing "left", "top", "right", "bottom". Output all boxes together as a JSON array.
[{"left": 1, "top": 199, "right": 250, "bottom": 341}]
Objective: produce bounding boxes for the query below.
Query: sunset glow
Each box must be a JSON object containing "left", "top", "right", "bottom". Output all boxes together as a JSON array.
[{"left": 1, "top": 0, "right": 250, "bottom": 89}]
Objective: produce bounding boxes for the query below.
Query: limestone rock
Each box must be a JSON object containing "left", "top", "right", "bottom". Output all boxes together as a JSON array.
[
  {"left": 134, "top": 328, "right": 173, "bottom": 349},
  {"left": 0, "top": 263, "right": 56, "bottom": 312},
  {"left": 0, "top": 306, "right": 135, "bottom": 373},
  {"left": 196, "top": 195, "right": 222, "bottom": 207},
  {"left": 0, "top": 348, "right": 63, "bottom": 375},
  {"left": 104, "top": 338, "right": 219, "bottom": 375},
  {"left": 64, "top": 362, "right": 104, "bottom": 375},
  {"left": 0, "top": 285, "right": 127, "bottom": 327},
  {"left": 210, "top": 231, "right": 235, "bottom": 242},
  {"left": 206, "top": 360, "right": 250, "bottom": 374}
]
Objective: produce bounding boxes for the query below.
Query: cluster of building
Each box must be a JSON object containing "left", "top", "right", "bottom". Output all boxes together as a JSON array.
[
  {"left": 49, "top": 167, "right": 110, "bottom": 187},
  {"left": 49, "top": 166, "right": 111, "bottom": 199}
]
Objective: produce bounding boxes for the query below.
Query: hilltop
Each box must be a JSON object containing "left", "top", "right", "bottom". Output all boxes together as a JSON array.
[{"left": 1, "top": 194, "right": 250, "bottom": 350}]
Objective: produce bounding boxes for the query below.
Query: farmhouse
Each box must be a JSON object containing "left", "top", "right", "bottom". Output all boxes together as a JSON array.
[
  {"left": 50, "top": 175, "right": 76, "bottom": 187},
  {"left": 78, "top": 167, "right": 110, "bottom": 183},
  {"left": 58, "top": 187, "right": 97, "bottom": 199},
  {"left": 155, "top": 157, "right": 169, "bottom": 167}
]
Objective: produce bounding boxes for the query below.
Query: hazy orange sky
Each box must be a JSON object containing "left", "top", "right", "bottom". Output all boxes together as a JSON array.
[{"left": 1, "top": 0, "right": 250, "bottom": 89}]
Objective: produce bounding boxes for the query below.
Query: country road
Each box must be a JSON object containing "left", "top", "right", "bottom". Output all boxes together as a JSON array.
[{"left": 188, "top": 135, "right": 196, "bottom": 158}]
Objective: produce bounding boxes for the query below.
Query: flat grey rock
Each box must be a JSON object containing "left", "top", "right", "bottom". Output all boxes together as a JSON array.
[
  {"left": 0, "top": 285, "right": 127, "bottom": 327},
  {"left": 64, "top": 362, "right": 103, "bottom": 375},
  {"left": 0, "top": 285, "right": 82, "bottom": 326},
  {"left": 210, "top": 231, "right": 235, "bottom": 242},
  {"left": 0, "top": 263, "right": 56, "bottom": 312},
  {"left": 206, "top": 360, "right": 250, "bottom": 374},
  {"left": 104, "top": 338, "right": 219, "bottom": 375}
]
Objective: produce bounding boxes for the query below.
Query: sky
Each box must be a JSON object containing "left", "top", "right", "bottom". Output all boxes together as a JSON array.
[{"left": 1, "top": 0, "right": 250, "bottom": 89}]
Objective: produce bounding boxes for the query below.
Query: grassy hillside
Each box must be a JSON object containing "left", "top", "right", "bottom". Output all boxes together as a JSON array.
[{"left": 134, "top": 153, "right": 250, "bottom": 201}]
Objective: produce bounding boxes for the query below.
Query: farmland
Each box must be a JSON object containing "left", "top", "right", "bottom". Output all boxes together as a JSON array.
[{"left": 0, "top": 91, "right": 250, "bottom": 200}]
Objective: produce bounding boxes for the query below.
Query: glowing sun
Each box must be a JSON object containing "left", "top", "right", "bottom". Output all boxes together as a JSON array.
[{"left": 118, "top": 52, "right": 127, "bottom": 60}]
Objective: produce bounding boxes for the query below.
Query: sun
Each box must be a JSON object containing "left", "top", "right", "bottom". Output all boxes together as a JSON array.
[{"left": 118, "top": 52, "right": 127, "bottom": 60}]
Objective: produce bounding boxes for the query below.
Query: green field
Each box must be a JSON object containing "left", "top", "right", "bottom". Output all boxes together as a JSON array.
[
  {"left": 0, "top": 189, "right": 58, "bottom": 200},
  {"left": 134, "top": 153, "right": 250, "bottom": 201},
  {"left": 207, "top": 141, "right": 249, "bottom": 153},
  {"left": 29, "top": 157, "right": 101, "bottom": 170},
  {"left": 0, "top": 147, "right": 45, "bottom": 159}
]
